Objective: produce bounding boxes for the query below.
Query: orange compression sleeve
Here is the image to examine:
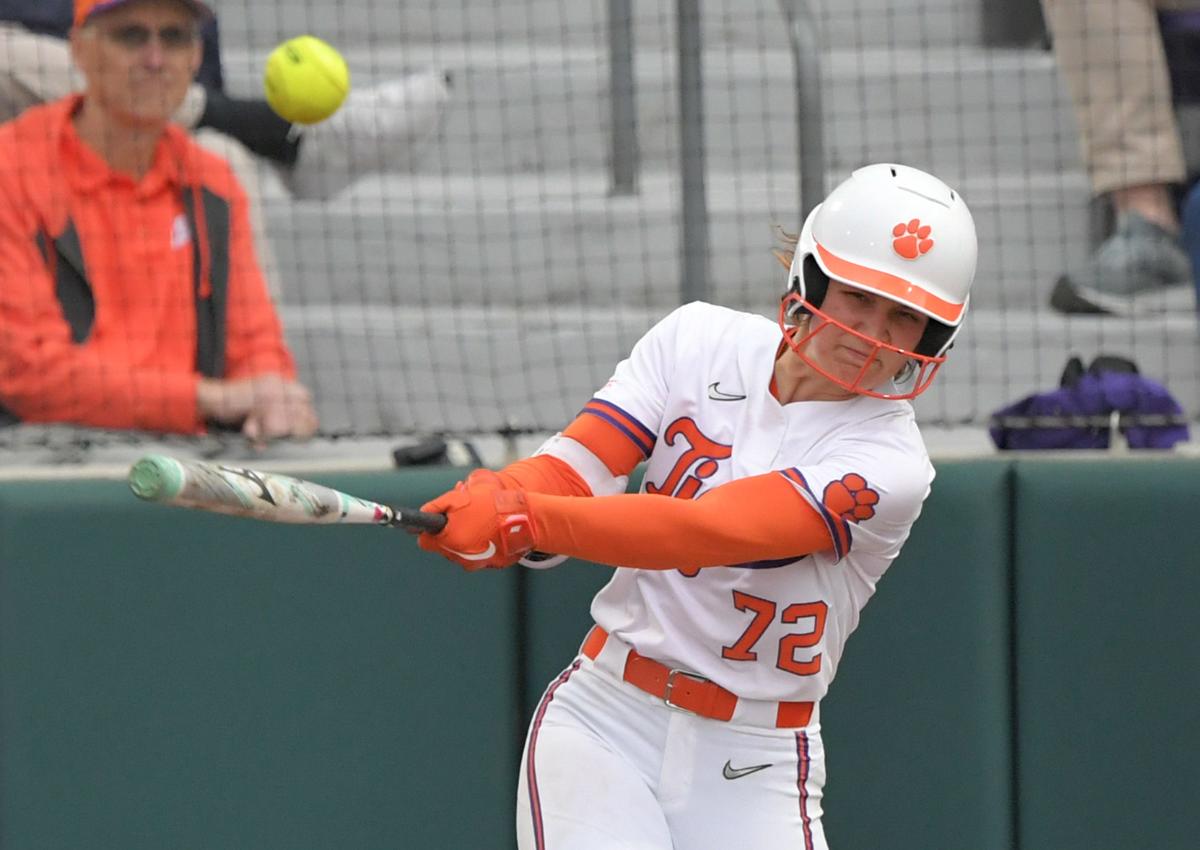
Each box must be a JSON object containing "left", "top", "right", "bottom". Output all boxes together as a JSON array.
[
  {"left": 526, "top": 472, "right": 836, "bottom": 570},
  {"left": 488, "top": 403, "right": 648, "bottom": 497},
  {"left": 561, "top": 406, "right": 649, "bottom": 478}
]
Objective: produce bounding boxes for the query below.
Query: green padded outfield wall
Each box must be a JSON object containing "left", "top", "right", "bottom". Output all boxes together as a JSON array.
[
  {"left": 521, "top": 460, "right": 1016, "bottom": 850},
  {"left": 5, "top": 458, "right": 1198, "bottom": 850},
  {"left": 820, "top": 459, "right": 1013, "bottom": 850},
  {"left": 519, "top": 467, "right": 649, "bottom": 720},
  {"left": 1013, "top": 458, "right": 1200, "bottom": 850},
  {"left": 0, "top": 469, "right": 519, "bottom": 850}
]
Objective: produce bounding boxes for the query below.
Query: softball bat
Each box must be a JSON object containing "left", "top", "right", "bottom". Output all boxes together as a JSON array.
[{"left": 127, "top": 454, "right": 446, "bottom": 532}]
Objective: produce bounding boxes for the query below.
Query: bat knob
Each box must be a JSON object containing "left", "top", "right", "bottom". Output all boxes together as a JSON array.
[{"left": 128, "top": 455, "right": 185, "bottom": 502}]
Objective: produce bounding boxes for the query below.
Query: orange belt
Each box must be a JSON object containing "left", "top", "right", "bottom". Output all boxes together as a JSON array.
[{"left": 581, "top": 625, "right": 814, "bottom": 729}]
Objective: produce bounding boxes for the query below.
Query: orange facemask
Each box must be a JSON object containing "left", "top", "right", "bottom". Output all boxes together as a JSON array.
[{"left": 777, "top": 293, "right": 945, "bottom": 401}]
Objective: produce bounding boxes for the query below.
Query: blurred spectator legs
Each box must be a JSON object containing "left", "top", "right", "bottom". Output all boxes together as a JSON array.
[{"left": 1043, "top": 0, "right": 1198, "bottom": 314}]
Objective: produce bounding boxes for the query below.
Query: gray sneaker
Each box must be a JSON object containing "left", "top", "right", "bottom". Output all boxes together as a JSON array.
[{"left": 1050, "top": 210, "right": 1196, "bottom": 315}]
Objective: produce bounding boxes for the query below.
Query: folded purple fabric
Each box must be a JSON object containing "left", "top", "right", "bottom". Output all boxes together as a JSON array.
[{"left": 989, "top": 360, "right": 1190, "bottom": 450}]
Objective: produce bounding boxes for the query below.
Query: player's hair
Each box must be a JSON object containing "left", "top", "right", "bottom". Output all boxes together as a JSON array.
[{"left": 771, "top": 226, "right": 799, "bottom": 276}]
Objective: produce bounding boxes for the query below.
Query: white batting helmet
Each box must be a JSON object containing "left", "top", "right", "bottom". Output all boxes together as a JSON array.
[{"left": 781, "top": 163, "right": 978, "bottom": 398}]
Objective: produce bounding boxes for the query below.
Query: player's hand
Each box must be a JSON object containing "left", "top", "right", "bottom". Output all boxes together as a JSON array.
[{"left": 417, "top": 471, "right": 538, "bottom": 570}]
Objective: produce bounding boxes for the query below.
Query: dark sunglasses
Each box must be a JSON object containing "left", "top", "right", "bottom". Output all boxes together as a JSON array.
[{"left": 101, "top": 23, "right": 200, "bottom": 51}]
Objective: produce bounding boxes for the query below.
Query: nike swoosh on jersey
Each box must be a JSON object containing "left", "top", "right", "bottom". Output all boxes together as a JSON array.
[
  {"left": 722, "top": 760, "right": 772, "bottom": 780},
  {"left": 445, "top": 541, "right": 497, "bottom": 561},
  {"left": 707, "top": 382, "right": 747, "bottom": 401}
]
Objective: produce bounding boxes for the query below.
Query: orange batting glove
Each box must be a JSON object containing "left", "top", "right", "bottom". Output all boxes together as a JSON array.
[{"left": 417, "top": 470, "right": 538, "bottom": 571}]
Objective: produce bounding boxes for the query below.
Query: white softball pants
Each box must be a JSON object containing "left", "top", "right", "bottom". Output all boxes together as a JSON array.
[{"left": 517, "top": 657, "right": 828, "bottom": 850}]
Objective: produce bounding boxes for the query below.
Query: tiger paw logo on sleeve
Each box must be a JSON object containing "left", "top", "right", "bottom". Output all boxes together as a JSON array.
[{"left": 822, "top": 473, "right": 879, "bottom": 523}]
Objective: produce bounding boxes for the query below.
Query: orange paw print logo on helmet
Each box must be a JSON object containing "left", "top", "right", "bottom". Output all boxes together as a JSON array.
[
  {"left": 892, "top": 218, "right": 934, "bottom": 259},
  {"left": 823, "top": 474, "right": 880, "bottom": 523}
]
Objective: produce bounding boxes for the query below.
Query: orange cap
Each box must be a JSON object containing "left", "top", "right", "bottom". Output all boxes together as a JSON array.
[{"left": 74, "top": 0, "right": 213, "bottom": 28}]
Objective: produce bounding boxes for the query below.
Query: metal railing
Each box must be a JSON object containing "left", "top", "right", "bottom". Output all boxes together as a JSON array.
[{"left": 604, "top": 0, "right": 826, "bottom": 302}]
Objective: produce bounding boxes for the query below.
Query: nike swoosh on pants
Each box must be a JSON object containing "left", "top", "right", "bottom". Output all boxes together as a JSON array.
[{"left": 722, "top": 760, "right": 772, "bottom": 780}]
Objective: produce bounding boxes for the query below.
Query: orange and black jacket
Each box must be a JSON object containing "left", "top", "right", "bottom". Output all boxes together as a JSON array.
[{"left": 0, "top": 95, "right": 296, "bottom": 433}]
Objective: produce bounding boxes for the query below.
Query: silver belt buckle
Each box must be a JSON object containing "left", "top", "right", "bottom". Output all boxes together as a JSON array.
[{"left": 664, "top": 668, "right": 710, "bottom": 715}]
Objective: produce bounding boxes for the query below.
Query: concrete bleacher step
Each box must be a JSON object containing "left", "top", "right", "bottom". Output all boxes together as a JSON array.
[
  {"left": 261, "top": 168, "right": 1093, "bottom": 314},
  {"left": 428, "top": 44, "right": 1075, "bottom": 176},
  {"left": 278, "top": 304, "right": 647, "bottom": 434},
  {"left": 919, "top": 311, "right": 1200, "bottom": 426},
  {"left": 217, "top": 0, "right": 984, "bottom": 56},
  {"left": 225, "top": 42, "right": 1076, "bottom": 177},
  {"left": 278, "top": 304, "right": 1200, "bottom": 435},
  {"left": 234, "top": 29, "right": 1089, "bottom": 314},
  {"left": 820, "top": 46, "right": 1078, "bottom": 175},
  {"left": 224, "top": 0, "right": 1085, "bottom": 318}
]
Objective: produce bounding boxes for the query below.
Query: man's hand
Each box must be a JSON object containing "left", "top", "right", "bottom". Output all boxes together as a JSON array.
[
  {"left": 197, "top": 374, "right": 318, "bottom": 446},
  {"left": 417, "top": 471, "right": 538, "bottom": 570}
]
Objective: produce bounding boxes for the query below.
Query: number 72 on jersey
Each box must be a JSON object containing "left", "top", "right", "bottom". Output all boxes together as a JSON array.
[{"left": 721, "top": 591, "right": 828, "bottom": 676}]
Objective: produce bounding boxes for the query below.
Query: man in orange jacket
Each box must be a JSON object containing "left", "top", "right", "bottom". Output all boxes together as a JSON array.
[{"left": 0, "top": 0, "right": 316, "bottom": 443}]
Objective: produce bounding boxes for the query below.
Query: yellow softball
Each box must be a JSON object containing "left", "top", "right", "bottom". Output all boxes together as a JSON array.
[{"left": 263, "top": 35, "right": 350, "bottom": 125}]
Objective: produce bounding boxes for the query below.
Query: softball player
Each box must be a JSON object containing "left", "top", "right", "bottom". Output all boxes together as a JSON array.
[{"left": 419, "top": 163, "right": 978, "bottom": 849}]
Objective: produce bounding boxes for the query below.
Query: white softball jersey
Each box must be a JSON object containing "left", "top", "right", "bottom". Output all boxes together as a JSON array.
[{"left": 537, "top": 301, "right": 934, "bottom": 704}]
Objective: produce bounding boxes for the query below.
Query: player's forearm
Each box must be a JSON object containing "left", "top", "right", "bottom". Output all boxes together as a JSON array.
[{"left": 527, "top": 473, "right": 834, "bottom": 570}]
